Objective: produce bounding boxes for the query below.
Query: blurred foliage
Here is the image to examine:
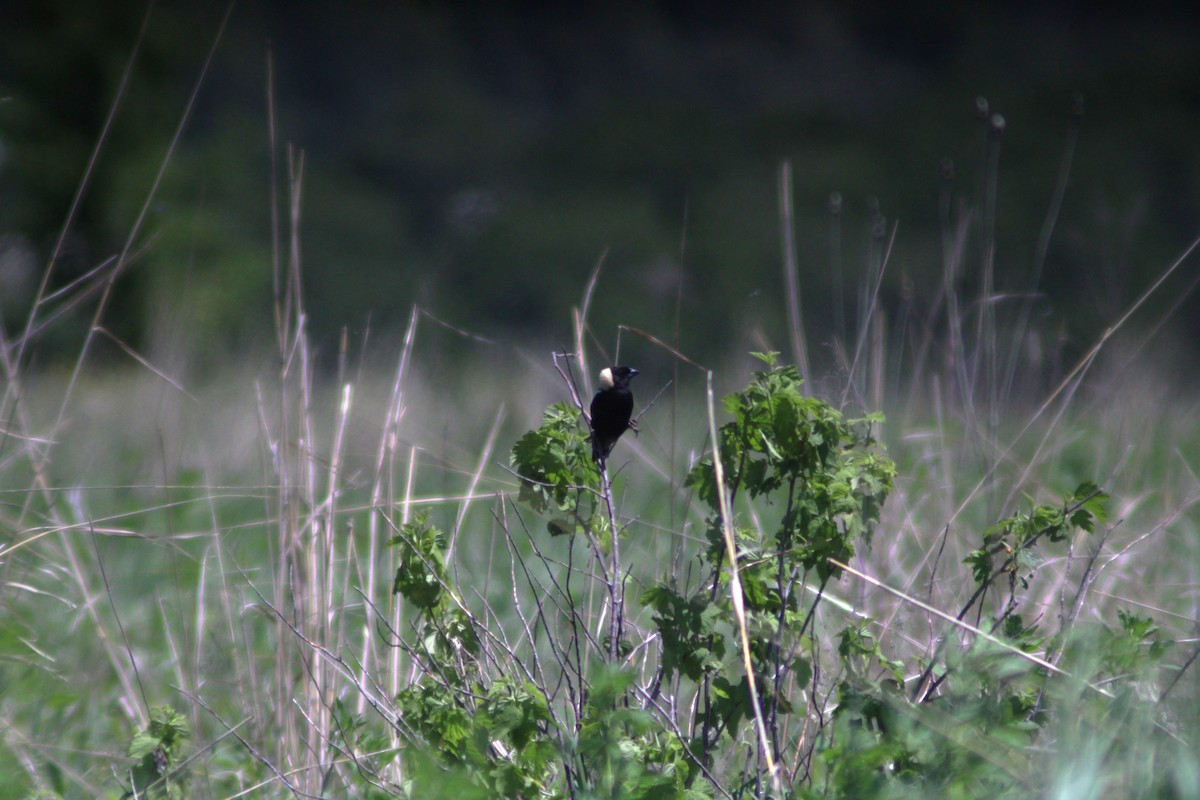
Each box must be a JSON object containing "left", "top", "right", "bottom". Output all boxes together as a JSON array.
[
  {"left": 124, "top": 705, "right": 191, "bottom": 800},
  {"left": 2, "top": 1, "right": 1199, "bottom": 370}
]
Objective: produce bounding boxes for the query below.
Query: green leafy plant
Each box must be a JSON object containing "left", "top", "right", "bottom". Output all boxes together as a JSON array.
[
  {"left": 390, "top": 512, "right": 451, "bottom": 611},
  {"left": 966, "top": 482, "right": 1107, "bottom": 593},
  {"left": 385, "top": 351, "right": 1191, "bottom": 799},
  {"left": 686, "top": 352, "right": 894, "bottom": 579},
  {"left": 667, "top": 352, "right": 895, "bottom": 770},
  {"left": 123, "top": 706, "right": 190, "bottom": 800},
  {"left": 381, "top": 351, "right": 905, "bottom": 796},
  {"left": 510, "top": 402, "right": 600, "bottom": 523}
]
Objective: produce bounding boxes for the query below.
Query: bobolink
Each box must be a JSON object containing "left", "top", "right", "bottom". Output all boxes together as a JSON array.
[{"left": 590, "top": 366, "right": 639, "bottom": 464}]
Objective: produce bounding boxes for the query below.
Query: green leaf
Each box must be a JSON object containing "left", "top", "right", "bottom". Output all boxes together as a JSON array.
[
  {"left": 965, "top": 548, "right": 993, "bottom": 584},
  {"left": 390, "top": 512, "right": 449, "bottom": 610},
  {"left": 510, "top": 402, "right": 598, "bottom": 515},
  {"left": 1069, "top": 481, "right": 1109, "bottom": 531}
]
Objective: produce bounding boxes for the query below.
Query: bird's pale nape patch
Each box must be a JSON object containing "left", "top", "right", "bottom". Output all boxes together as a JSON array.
[{"left": 590, "top": 365, "right": 639, "bottom": 463}]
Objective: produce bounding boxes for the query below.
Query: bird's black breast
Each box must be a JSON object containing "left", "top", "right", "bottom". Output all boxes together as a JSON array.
[{"left": 590, "top": 388, "right": 633, "bottom": 435}]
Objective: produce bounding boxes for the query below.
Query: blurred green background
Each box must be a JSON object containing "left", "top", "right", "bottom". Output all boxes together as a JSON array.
[{"left": 2, "top": 0, "right": 1198, "bottom": 377}]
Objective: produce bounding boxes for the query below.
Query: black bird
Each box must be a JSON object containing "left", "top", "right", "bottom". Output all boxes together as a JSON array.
[{"left": 590, "top": 366, "right": 639, "bottom": 464}]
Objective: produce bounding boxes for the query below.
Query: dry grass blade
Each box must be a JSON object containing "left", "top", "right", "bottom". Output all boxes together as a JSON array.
[
  {"left": 50, "top": 2, "right": 236, "bottom": 448},
  {"left": 953, "top": 233, "right": 1200, "bottom": 526},
  {"left": 93, "top": 326, "right": 198, "bottom": 402},
  {"left": 828, "top": 557, "right": 1114, "bottom": 698},
  {"left": 705, "top": 370, "right": 782, "bottom": 795},
  {"left": 778, "top": 160, "right": 810, "bottom": 382},
  {"left": 448, "top": 404, "right": 505, "bottom": 560}
]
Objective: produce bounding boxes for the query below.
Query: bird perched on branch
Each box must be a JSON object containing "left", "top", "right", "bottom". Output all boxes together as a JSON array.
[{"left": 590, "top": 366, "right": 639, "bottom": 465}]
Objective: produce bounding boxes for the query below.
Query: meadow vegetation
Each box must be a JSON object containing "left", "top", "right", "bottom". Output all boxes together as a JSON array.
[
  {"left": 2, "top": 170, "right": 1198, "bottom": 797},
  {"left": 2, "top": 27, "right": 1199, "bottom": 797}
]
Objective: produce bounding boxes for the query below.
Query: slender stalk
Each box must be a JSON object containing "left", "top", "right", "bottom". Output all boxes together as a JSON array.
[
  {"left": 705, "top": 371, "right": 782, "bottom": 796},
  {"left": 778, "top": 161, "right": 810, "bottom": 383},
  {"left": 599, "top": 460, "right": 623, "bottom": 661}
]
